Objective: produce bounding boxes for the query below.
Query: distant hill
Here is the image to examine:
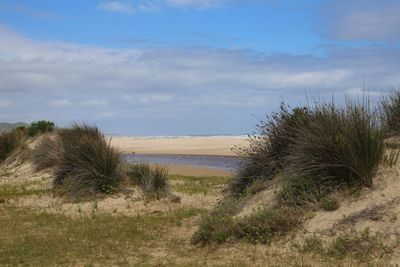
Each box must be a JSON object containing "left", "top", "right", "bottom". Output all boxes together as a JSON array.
[{"left": 0, "top": 122, "right": 28, "bottom": 132}]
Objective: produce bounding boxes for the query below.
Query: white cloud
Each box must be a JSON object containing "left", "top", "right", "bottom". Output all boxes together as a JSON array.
[
  {"left": 0, "top": 100, "right": 11, "bottom": 108},
  {"left": 97, "top": 1, "right": 134, "bottom": 14},
  {"left": 81, "top": 99, "right": 109, "bottom": 108},
  {"left": 50, "top": 99, "right": 71, "bottom": 108},
  {"left": 0, "top": 25, "right": 400, "bottom": 133},
  {"left": 319, "top": 0, "right": 400, "bottom": 42}
]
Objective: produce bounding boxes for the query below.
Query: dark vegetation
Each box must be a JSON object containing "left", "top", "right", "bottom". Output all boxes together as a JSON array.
[
  {"left": 53, "top": 124, "right": 124, "bottom": 197},
  {"left": 194, "top": 90, "right": 400, "bottom": 246},
  {"left": 231, "top": 99, "right": 388, "bottom": 204},
  {"left": 27, "top": 120, "right": 55, "bottom": 137},
  {"left": 0, "top": 128, "right": 26, "bottom": 162}
]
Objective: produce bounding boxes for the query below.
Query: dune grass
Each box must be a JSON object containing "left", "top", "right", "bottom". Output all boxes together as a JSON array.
[
  {"left": 31, "top": 135, "right": 61, "bottom": 171},
  {"left": 54, "top": 123, "right": 124, "bottom": 197},
  {"left": 0, "top": 129, "right": 25, "bottom": 162},
  {"left": 127, "top": 163, "right": 170, "bottom": 198}
]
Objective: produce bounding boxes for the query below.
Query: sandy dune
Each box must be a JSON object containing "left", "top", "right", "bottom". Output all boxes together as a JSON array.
[{"left": 110, "top": 136, "right": 248, "bottom": 156}]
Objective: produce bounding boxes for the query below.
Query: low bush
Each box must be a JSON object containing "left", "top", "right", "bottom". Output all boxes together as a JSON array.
[
  {"left": 31, "top": 135, "right": 61, "bottom": 171},
  {"left": 327, "top": 229, "right": 392, "bottom": 261},
  {"left": 127, "top": 163, "right": 169, "bottom": 198},
  {"left": 27, "top": 120, "right": 55, "bottom": 137},
  {"left": 229, "top": 105, "right": 311, "bottom": 196},
  {"left": 233, "top": 206, "right": 303, "bottom": 244},
  {"left": 0, "top": 129, "right": 26, "bottom": 162},
  {"left": 54, "top": 123, "right": 123, "bottom": 197},
  {"left": 278, "top": 175, "right": 330, "bottom": 207},
  {"left": 192, "top": 204, "right": 303, "bottom": 245},
  {"left": 320, "top": 196, "right": 340, "bottom": 211},
  {"left": 192, "top": 197, "right": 246, "bottom": 245}
]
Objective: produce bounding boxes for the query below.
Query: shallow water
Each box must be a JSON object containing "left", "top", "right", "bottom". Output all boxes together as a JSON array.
[{"left": 125, "top": 154, "right": 241, "bottom": 171}]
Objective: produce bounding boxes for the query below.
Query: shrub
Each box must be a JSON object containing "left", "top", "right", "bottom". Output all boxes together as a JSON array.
[
  {"left": 31, "top": 135, "right": 61, "bottom": 171},
  {"left": 27, "top": 120, "right": 55, "bottom": 137},
  {"left": 233, "top": 206, "right": 303, "bottom": 244},
  {"left": 54, "top": 123, "right": 123, "bottom": 197},
  {"left": 0, "top": 129, "right": 25, "bottom": 162},
  {"left": 381, "top": 89, "right": 400, "bottom": 136},
  {"left": 191, "top": 213, "right": 235, "bottom": 245},
  {"left": 278, "top": 175, "right": 330, "bottom": 207},
  {"left": 320, "top": 196, "right": 340, "bottom": 211},
  {"left": 127, "top": 163, "right": 169, "bottom": 198},
  {"left": 192, "top": 197, "right": 246, "bottom": 246},
  {"left": 287, "top": 100, "right": 385, "bottom": 188},
  {"left": 327, "top": 229, "right": 392, "bottom": 260},
  {"left": 229, "top": 105, "right": 311, "bottom": 196}
]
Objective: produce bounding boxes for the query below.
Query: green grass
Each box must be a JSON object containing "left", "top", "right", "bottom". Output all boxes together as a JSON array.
[
  {"left": 0, "top": 181, "right": 49, "bottom": 200},
  {"left": 0, "top": 206, "right": 205, "bottom": 266},
  {"left": 169, "top": 175, "right": 230, "bottom": 195}
]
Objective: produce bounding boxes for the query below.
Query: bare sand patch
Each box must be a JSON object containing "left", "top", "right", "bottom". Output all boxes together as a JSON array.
[{"left": 111, "top": 136, "right": 248, "bottom": 156}]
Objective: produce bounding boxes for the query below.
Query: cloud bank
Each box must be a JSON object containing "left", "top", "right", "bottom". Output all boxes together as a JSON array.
[{"left": 0, "top": 24, "right": 399, "bottom": 134}]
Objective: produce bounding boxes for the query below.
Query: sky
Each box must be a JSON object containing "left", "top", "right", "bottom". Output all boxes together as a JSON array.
[{"left": 0, "top": 0, "right": 400, "bottom": 135}]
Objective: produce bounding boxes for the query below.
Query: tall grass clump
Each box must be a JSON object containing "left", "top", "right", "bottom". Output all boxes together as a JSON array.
[
  {"left": 287, "top": 100, "right": 385, "bottom": 189},
  {"left": 31, "top": 135, "right": 61, "bottom": 171},
  {"left": 0, "top": 129, "right": 26, "bottom": 162},
  {"left": 381, "top": 89, "right": 400, "bottom": 136},
  {"left": 229, "top": 104, "right": 311, "bottom": 196},
  {"left": 127, "top": 163, "right": 169, "bottom": 198},
  {"left": 54, "top": 123, "right": 123, "bottom": 197}
]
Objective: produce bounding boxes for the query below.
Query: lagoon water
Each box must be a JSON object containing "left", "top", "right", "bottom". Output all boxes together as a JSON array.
[{"left": 126, "top": 154, "right": 241, "bottom": 171}]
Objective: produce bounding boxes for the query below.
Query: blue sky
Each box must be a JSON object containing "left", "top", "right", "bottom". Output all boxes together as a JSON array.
[{"left": 0, "top": 0, "right": 400, "bottom": 135}]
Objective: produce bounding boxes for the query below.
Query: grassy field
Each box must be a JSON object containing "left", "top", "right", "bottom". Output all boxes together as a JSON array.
[{"left": 1, "top": 172, "right": 394, "bottom": 266}]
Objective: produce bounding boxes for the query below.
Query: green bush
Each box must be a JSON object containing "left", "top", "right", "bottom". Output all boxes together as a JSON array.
[
  {"left": 127, "top": 163, "right": 169, "bottom": 198},
  {"left": 230, "top": 105, "right": 311, "bottom": 196},
  {"left": 320, "top": 196, "right": 340, "bottom": 211},
  {"left": 28, "top": 120, "right": 55, "bottom": 137},
  {"left": 0, "top": 129, "right": 26, "bottom": 162},
  {"left": 54, "top": 123, "right": 123, "bottom": 197},
  {"left": 31, "top": 135, "right": 61, "bottom": 171}
]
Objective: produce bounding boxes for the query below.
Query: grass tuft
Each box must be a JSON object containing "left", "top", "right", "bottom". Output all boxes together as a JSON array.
[
  {"left": 127, "top": 163, "right": 169, "bottom": 198},
  {"left": 53, "top": 123, "right": 124, "bottom": 197}
]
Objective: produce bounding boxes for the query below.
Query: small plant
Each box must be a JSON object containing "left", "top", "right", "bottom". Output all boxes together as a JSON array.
[
  {"left": 192, "top": 197, "right": 245, "bottom": 246},
  {"left": 27, "top": 120, "right": 55, "bottom": 137},
  {"left": 327, "top": 229, "right": 392, "bottom": 261},
  {"left": 0, "top": 129, "right": 25, "bottom": 162},
  {"left": 191, "top": 213, "right": 235, "bottom": 245},
  {"left": 127, "top": 163, "right": 169, "bottom": 198},
  {"left": 302, "top": 235, "right": 325, "bottom": 254},
  {"left": 233, "top": 206, "right": 303, "bottom": 244},
  {"left": 321, "top": 196, "right": 340, "bottom": 211}
]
